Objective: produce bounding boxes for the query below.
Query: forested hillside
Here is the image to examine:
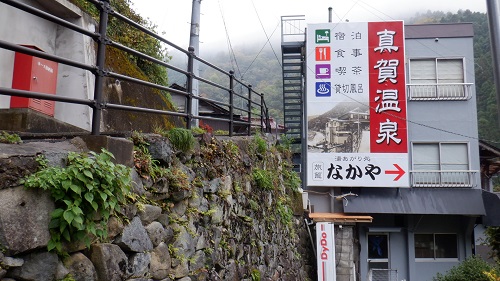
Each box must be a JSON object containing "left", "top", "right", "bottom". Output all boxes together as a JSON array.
[
  {"left": 198, "top": 44, "right": 283, "bottom": 123},
  {"left": 409, "top": 9, "right": 500, "bottom": 146},
  {"left": 200, "top": 10, "right": 499, "bottom": 146}
]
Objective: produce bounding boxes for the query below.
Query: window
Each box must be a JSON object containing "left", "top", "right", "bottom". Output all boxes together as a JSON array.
[
  {"left": 412, "top": 143, "right": 471, "bottom": 187},
  {"left": 415, "top": 234, "right": 458, "bottom": 259},
  {"left": 408, "top": 58, "right": 470, "bottom": 100},
  {"left": 368, "top": 234, "right": 389, "bottom": 260}
]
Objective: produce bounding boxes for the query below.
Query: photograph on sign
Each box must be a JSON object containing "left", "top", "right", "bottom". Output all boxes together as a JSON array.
[{"left": 306, "top": 21, "right": 409, "bottom": 188}]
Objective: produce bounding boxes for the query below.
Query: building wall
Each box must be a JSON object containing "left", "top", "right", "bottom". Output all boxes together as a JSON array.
[
  {"left": 357, "top": 215, "right": 472, "bottom": 281},
  {"left": 405, "top": 35, "right": 481, "bottom": 187},
  {"left": 0, "top": 0, "right": 96, "bottom": 130}
]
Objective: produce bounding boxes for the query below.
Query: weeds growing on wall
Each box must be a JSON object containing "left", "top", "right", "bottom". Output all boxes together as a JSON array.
[
  {"left": 252, "top": 168, "right": 276, "bottom": 191},
  {"left": 23, "top": 149, "right": 131, "bottom": 253},
  {"left": 0, "top": 131, "right": 22, "bottom": 144},
  {"left": 167, "top": 128, "right": 195, "bottom": 153},
  {"left": 252, "top": 134, "right": 268, "bottom": 155}
]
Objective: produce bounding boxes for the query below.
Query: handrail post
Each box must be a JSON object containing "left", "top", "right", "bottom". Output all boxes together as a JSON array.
[
  {"left": 186, "top": 46, "right": 195, "bottom": 129},
  {"left": 229, "top": 70, "right": 235, "bottom": 137},
  {"left": 91, "top": 0, "right": 110, "bottom": 135},
  {"left": 266, "top": 106, "right": 271, "bottom": 133},
  {"left": 247, "top": 85, "right": 252, "bottom": 136},
  {"left": 260, "top": 93, "right": 265, "bottom": 133}
]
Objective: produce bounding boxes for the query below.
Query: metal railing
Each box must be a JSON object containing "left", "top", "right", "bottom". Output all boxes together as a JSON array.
[
  {"left": 407, "top": 83, "right": 473, "bottom": 100},
  {"left": 0, "top": 0, "right": 271, "bottom": 136},
  {"left": 410, "top": 170, "right": 478, "bottom": 187},
  {"left": 281, "top": 15, "right": 306, "bottom": 43}
]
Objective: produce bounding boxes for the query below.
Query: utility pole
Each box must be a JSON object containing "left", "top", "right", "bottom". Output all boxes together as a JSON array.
[
  {"left": 486, "top": 0, "right": 500, "bottom": 127},
  {"left": 189, "top": 0, "right": 201, "bottom": 127}
]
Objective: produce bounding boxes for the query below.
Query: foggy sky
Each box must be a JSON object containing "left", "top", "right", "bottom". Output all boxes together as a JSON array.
[{"left": 131, "top": 0, "right": 487, "bottom": 54}]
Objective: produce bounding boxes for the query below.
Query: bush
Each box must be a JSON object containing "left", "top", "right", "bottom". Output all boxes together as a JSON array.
[{"left": 433, "top": 256, "right": 498, "bottom": 281}]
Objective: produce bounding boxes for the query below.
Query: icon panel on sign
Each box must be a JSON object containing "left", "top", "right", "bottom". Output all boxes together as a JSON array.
[
  {"left": 315, "top": 64, "right": 331, "bottom": 79},
  {"left": 316, "top": 47, "right": 330, "bottom": 61},
  {"left": 315, "top": 82, "right": 331, "bottom": 97},
  {"left": 315, "top": 29, "right": 331, "bottom": 44}
]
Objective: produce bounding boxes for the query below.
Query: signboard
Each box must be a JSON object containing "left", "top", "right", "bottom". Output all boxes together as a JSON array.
[
  {"left": 317, "top": 222, "right": 336, "bottom": 281},
  {"left": 306, "top": 21, "right": 409, "bottom": 188}
]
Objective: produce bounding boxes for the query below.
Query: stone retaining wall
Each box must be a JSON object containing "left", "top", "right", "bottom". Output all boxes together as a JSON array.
[{"left": 0, "top": 134, "right": 314, "bottom": 281}]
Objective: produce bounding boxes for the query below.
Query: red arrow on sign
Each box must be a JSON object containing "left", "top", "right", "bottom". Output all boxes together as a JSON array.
[{"left": 385, "top": 164, "right": 405, "bottom": 181}]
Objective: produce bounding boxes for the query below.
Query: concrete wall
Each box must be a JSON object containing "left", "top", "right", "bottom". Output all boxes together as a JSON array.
[{"left": 0, "top": 0, "right": 95, "bottom": 131}]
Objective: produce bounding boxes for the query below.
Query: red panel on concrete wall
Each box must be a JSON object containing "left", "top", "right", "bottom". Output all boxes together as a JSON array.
[{"left": 10, "top": 45, "right": 58, "bottom": 116}]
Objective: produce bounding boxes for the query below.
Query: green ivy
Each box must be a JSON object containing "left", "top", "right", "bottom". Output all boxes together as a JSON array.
[{"left": 23, "top": 149, "right": 131, "bottom": 253}]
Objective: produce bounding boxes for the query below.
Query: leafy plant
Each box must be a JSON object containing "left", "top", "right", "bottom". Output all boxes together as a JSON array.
[
  {"left": 252, "top": 168, "right": 275, "bottom": 191},
  {"left": 133, "top": 145, "right": 165, "bottom": 181},
  {"left": 251, "top": 268, "right": 261, "bottom": 281},
  {"left": 283, "top": 168, "right": 301, "bottom": 192},
  {"left": 0, "top": 131, "right": 22, "bottom": 144},
  {"left": 253, "top": 134, "right": 267, "bottom": 154},
  {"left": 190, "top": 126, "right": 206, "bottom": 135},
  {"left": 484, "top": 226, "right": 500, "bottom": 262},
  {"left": 165, "top": 167, "right": 189, "bottom": 190},
  {"left": 167, "top": 128, "right": 195, "bottom": 153},
  {"left": 277, "top": 134, "right": 293, "bottom": 152},
  {"left": 276, "top": 198, "right": 294, "bottom": 226},
  {"left": 484, "top": 269, "right": 500, "bottom": 281},
  {"left": 213, "top": 130, "right": 229, "bottom": 136},
  {"left": 23, "top": 149, "right": 131, "bottom": 252},
  {"left": 433, "top": 255, "right": 498, "bottom": 281}
]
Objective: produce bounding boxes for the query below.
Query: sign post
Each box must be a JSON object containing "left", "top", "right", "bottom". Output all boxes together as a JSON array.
[{"left": 316, "top": 222, "right": 336, "bottom": 281}]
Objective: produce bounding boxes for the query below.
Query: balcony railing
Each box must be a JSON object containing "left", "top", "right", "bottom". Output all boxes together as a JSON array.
[
  {"left": 410, "top": 170, "right": 478, "bottom": 188},
  {"left": 407, "top": 83, "right": 473, "bottom": 101}
]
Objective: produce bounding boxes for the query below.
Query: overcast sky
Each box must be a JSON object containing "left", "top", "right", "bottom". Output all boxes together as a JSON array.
[{"left": 130, "top": 0, "right": 487, "bottom": 56}]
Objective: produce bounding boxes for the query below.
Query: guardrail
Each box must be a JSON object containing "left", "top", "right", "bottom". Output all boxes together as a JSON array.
[
  {"left": 0, "top": 0, "right": 271, "bottom": 136},
  {"left": 407, "top": 83, "right": 473, "bottom": 101},
  {"left": 410, "top": 170, "right": 478, "bottom": 187}
]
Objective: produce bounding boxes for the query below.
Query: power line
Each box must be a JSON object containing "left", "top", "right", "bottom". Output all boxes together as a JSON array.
[
  {"left": 242, "top": 21, "right": 281, "bottom": 79},
  {"left": 218, "top": 0, "right": 242, "bottom": 77},
  {"left": 250, "top": 0, "right": 282, "bottom": 69}
]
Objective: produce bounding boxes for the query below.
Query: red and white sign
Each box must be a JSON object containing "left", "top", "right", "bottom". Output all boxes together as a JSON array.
[
  {"left": 306, "top": 21, "right": 409, "bottom": 188},
  {"left": 316, "top": 222, "right": 336, "bottom": 281}
]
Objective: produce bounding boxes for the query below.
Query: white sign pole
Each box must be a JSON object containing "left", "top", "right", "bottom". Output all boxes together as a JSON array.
[{"left": 316, "top": 222, "right": 336, "bottom": 281}]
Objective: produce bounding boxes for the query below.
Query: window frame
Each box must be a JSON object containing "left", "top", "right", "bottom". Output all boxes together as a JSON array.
[
  {"left": 407, "top": 57, "right": 471, "bottom": 100},
  {"left": 411, "top": 142, "right": 470, "bottom": 172},
  {"left": 411, "top": 142, "right": 471, "bottom": 187},
  {"left": 414, "top": 233, "right": 459, "bottom": 261}
]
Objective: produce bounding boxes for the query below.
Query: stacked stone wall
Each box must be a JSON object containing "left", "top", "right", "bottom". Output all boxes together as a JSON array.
[{"left": 0, "top": 134, "right": 314, "bottom": 281}]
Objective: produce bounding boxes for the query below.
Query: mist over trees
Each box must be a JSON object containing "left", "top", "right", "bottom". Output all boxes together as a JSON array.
[
  {"left": 197, "top": 9, "right": 499, "bottom": 146},
  {"left": 409, "top": 9, "right": 500, "bottom": 147}
]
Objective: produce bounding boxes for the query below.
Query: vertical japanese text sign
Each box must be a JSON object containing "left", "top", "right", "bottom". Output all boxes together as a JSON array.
[
  {"left": 316, "top": 222, "right": 336, "bottom": 281},
  {"left": 306, "top": 21, "right": 408, "bottom": 188},
  {"left": 368, "top": 22, "right": 407, "bottom": 153}
]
